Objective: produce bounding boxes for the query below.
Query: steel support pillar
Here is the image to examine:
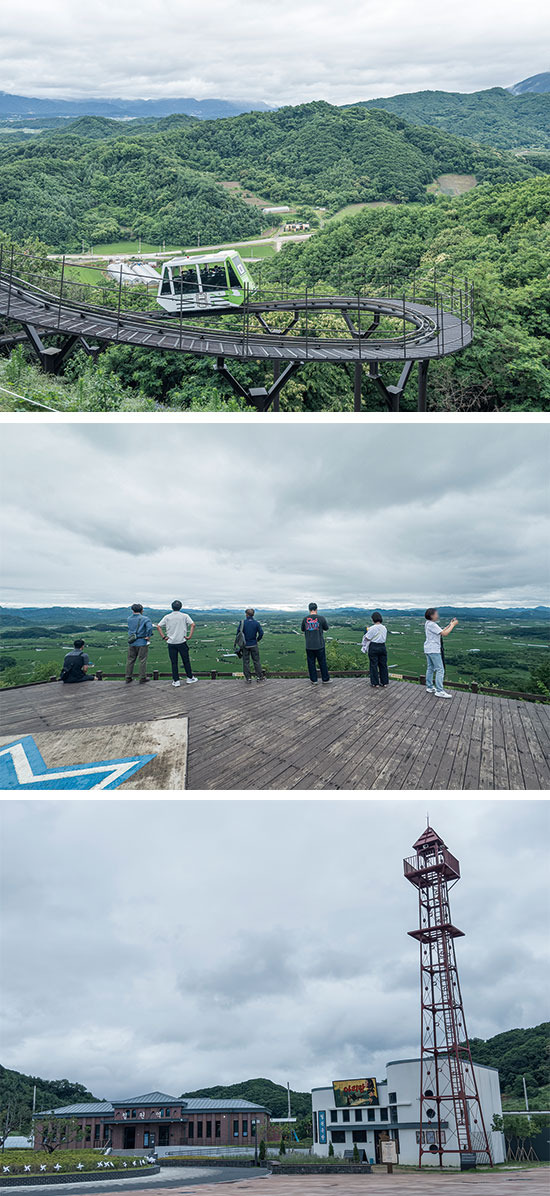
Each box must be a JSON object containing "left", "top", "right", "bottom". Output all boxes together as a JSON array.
[
  {"left": 354, "top": 362, "right": 362, "bottom": 411},
  {"left": 418, "top": 360, "right": 429, "bottom": 411},
  {"left": 216, "top": 356, "right": 301, "bottom": 411},
  {"left": 23, "top": 325, "right": 79, "bottom": 374},
  {"left": 370, "top": 360, "right": 415, "bottom": 411}
]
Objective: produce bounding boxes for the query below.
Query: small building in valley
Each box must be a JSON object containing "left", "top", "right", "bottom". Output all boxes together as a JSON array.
[{"left": 33, "top": 1091, "right": 270, "bottom": 1153}]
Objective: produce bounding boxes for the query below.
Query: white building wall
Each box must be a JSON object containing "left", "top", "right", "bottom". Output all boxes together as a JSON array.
[{"left": 312, "top": 1059, "right": 505, "bottom": 1168}]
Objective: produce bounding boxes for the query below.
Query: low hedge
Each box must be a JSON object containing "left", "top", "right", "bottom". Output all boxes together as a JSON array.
[{"left": 0, "top": 1150, "right": 155, "bottom": 1176}]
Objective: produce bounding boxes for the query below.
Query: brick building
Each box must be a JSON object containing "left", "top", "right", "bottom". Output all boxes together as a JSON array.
[{"left": 33, "top": 1091, "right": 270, "bottom": 1152}]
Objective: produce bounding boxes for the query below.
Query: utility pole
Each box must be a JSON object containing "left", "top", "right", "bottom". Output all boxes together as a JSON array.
[
  {"left": 522, "top": 1077, "right": 530, "bottom": 1121},
  {"left": 287, "top": 1083, "right": 291, "bottom": 1120}
]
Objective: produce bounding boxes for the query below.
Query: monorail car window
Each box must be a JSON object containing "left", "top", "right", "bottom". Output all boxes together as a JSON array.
[
  {"left": 228, "top": 260, "right": 243, "bottom": 288},
  {"left": 172, "top": 265, "right": 199, "bottom": 294},
  {"left": 200, "top": 264, "right": 227, "bottom": 291}
]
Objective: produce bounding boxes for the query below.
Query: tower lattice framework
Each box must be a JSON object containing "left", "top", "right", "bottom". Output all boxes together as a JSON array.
[{"left": 403, "top": 826, "right": 493, "bottom": 1168}]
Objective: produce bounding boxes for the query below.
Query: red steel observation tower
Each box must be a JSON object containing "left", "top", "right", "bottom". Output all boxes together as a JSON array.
[{"left": 403, "top": 826, "right": 493, "bottom": 1169}]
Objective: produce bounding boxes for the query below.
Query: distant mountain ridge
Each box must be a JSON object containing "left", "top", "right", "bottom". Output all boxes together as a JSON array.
[
  {"left": 0, "top": 92, "right": 273, "bottom": 121},
  {"left": 509, "top": 73, "right": 550, "bottom": 95},
  {"left": 0, "top": 606, "right": 548, "bottom": 627}
]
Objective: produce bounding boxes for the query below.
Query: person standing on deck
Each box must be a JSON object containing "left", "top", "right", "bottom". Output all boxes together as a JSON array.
[
  {"left": 237, "top": 608, "right": 265, "bottom": 683},
  {"left": 156, "top": 600, "right": 198, "bottom": 687},
  {"left": 361, "top": 611, "right": 389, "bottom": 688},
  {"left": 125, "top": 603, "right": 153, "bottom": 685},
  {"left": 424, "top": 608, "right": 458, "bottom": 698},
  {"left": 301, "top": 602, "right": 330, "bottom": 684}
]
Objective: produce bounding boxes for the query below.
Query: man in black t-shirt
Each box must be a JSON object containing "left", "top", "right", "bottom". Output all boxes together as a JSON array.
[
  {"left": 60, "top": 639, "right": 95, "bottom": 683},
  {"left": 301, "top": 603, "right": 330, "bottom": 684}
]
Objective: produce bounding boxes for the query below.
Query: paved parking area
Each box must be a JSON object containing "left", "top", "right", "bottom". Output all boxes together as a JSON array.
[{"left": 31, "top": 1168, "right": 545, "bottom": 1195}]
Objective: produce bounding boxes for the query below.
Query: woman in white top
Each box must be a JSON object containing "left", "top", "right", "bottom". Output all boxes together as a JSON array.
[
  {"left": 362, "top": 611, "right": 389, "bottom": 688},
  {"left": 424, "top": 608, "right": 458, "bottom": 698}
]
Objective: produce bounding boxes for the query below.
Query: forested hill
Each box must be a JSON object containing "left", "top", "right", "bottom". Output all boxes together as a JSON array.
[
  {"left": 0, "top": 1065, "right": 97, "bottom": 1133},
  {"left": 261, "top": 176, "right": 550, "bottom": 409},
  {"left": 180, "top": 1079, "right": 311, "bottom": 1118},
  {"left": 0, "top": 100, "right": 544, "bottom": 250},
  {"left": 469, "top": 1024, "right": 550, "bottom": 1109},
  {"left": 357, "top": 87, "right": 550, "bottom": 150}
]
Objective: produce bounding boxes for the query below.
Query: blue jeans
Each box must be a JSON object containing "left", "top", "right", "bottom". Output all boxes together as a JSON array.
[{"left": 425, "top": 652, "right": 444, "bottom": 692}]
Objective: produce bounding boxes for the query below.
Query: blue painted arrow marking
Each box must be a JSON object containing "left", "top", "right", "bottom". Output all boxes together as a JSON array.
[{"left": 0, "top": 735, "right": 156, "bottom": 790}]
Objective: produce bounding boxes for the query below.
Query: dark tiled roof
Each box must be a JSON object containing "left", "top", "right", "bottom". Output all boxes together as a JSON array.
[
  {"left": 34, "top": 1103, "right": 113, "bottom": 1116},
  {"left": 113, "top": 1093, "right": 177, "bottom": 1106}
]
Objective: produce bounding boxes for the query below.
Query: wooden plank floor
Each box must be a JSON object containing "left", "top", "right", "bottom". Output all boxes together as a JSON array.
[{"left": 1, "top": 679, "right": 548, "bottom": 791}]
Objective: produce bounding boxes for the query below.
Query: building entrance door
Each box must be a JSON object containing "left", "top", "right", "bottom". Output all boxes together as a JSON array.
[
  {"left": 123, "top": 1127, "right": 136, "bottom": 1149},
  {"left": 374, "top": 1130, "right": 390, "bottom": 1164}
]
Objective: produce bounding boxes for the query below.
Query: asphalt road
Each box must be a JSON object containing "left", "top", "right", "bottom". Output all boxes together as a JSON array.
[{"left": 0, "top": 1169, "right": 269, "bottom": 1193}]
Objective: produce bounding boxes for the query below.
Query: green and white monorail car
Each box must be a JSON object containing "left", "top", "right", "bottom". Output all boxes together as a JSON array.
[{"left": 157, "top": 250, "right": 256, "bottom": 312}]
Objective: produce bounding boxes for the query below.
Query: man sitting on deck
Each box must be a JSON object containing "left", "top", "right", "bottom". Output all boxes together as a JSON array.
[{"left": 60, "top": 639, "right": 95, "bottom": 683}]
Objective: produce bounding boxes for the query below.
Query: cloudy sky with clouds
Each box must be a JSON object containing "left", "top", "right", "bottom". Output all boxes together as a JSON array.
[
  {"left": 1, "top": 0, "right": 547, "bottom": 105},
  {"left": 1, "top": 799, "right": 548, "bottom": 1098},
  {"left": 1, "top": 422, "right": 548, "bottom": 610}
]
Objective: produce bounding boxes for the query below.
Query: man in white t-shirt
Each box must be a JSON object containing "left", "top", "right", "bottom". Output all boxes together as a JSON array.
[
  {"left": 424, "top": 608, "right": 458, "bottom": 698},
  {"left": 156, "top": 600, "right": 198, "bottom": 687},
  {"left": 362, "top": 611, "right": 389, "bottom": 688}
]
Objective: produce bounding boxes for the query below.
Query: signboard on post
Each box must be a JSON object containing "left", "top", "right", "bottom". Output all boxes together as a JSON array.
[
  {"left": 318, "top": 1111, "right": 327, "bottom": 1144},
  {"left": 332, "top": 1078, "right": 378, "bottom": 1107},
  {"left": 381, "top": 1140, "right": 398, "bottom": 1165}
]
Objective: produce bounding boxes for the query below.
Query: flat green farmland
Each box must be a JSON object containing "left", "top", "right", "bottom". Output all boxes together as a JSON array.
[{"left": 1, "top": 613, "right": 548, "bottom": 692}]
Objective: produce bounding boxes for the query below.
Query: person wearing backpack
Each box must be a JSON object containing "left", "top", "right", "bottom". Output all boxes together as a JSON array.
[
  {"left": 235, "top": 608, "right": 264, "bottom": 683},
  {"left": 301, "top": 602, "right": 330, "bottom": 684},
  {"left": 361, "top": 611, "right": 389, "bottom": 688},
  {"left": 125, "top": 603, "right": 153, "bottom": 685},
  {"left": 156, "top": 600, "right": 198, "bottom": 687},
  {"left": 60, "top": 638, "right": 95, "bottom": 683}
]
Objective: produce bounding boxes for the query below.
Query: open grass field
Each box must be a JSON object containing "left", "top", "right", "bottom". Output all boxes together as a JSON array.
[{"left": 1, "top": 613, "right": 548, "bottom": 691}]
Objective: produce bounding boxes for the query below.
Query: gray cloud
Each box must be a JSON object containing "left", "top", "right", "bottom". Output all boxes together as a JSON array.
[
  {"left": 0, "top": 1, "right": 547, "bottom": 104},
  {"left": 1, "top": 800, "right": 548, "bottom": 1096},
  {"left": 0, "top": 423, "right": 548, "bottom": 609}
]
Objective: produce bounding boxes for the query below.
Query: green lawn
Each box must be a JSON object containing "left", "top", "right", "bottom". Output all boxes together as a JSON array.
[{"left": 0, "top": 1149, "right": 152, "bottom": 1174}]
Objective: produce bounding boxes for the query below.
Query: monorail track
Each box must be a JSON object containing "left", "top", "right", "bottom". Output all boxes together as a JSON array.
[{"left": 0, "top": 272, "right": 474, "bottom": 410}]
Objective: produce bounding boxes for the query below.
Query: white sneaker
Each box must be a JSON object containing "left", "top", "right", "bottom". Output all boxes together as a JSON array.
[
  {"left": 434, "top": 690, "right": 452, "bottom": 699},
  {"left": 186, "top": 676, "right": 198, "bottom": 685},
  {"left": 172, "top": 680, "right": 181, "bottom": 687},
  {"left": 425, "top": 686, "right": 435, "bottom": 694}
]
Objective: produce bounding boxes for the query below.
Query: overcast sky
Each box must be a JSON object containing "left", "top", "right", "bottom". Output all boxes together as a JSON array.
[
  {"left": 1, "top": 800, "right": 548, "bottom": 1098},
  {"left": 1, "top": 423, "right": 548, "bottom": 610},
  {"left": 1, "top": 1, "right": 547, "bottom": 106}
]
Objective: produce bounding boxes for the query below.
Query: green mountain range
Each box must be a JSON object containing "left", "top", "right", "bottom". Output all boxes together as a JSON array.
[
  {"left": 0, "top": 100, "right": 544, "bottom": 251},
  {"left": 2, "top": 1024, "right": 548, "bottom": 1133},
  {"left": 358, "top": 87, "right": 550, "bottom": 150}
]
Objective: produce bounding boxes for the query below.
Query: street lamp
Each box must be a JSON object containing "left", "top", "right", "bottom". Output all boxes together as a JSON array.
[{"left": 254, "top": 1119, "right": 258, "bottom": 1166}]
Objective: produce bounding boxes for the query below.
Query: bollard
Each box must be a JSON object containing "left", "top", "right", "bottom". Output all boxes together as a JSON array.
[{"left": 153, "top": 669, "right": 159, "bottom": 681}]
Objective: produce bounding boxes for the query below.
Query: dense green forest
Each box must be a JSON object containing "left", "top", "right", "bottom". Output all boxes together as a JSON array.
[
  {"left": 181, "top": 1079, "right": 311, "bottom": 1121},
  {"left": 0, "top": 1066, "right": 97, "bottom": 1133},
  {"left": 2, "top": 177, "right": 546, "bottom": 412},
  {"left": 359, "top": 87, "right": 550, "bottom": 150},
  {"left": 469, "top": 1024, "right": 550, "bottom": 1109},
  {"left": 0, "top": 101, "right": 544, "bottom": 250}
]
